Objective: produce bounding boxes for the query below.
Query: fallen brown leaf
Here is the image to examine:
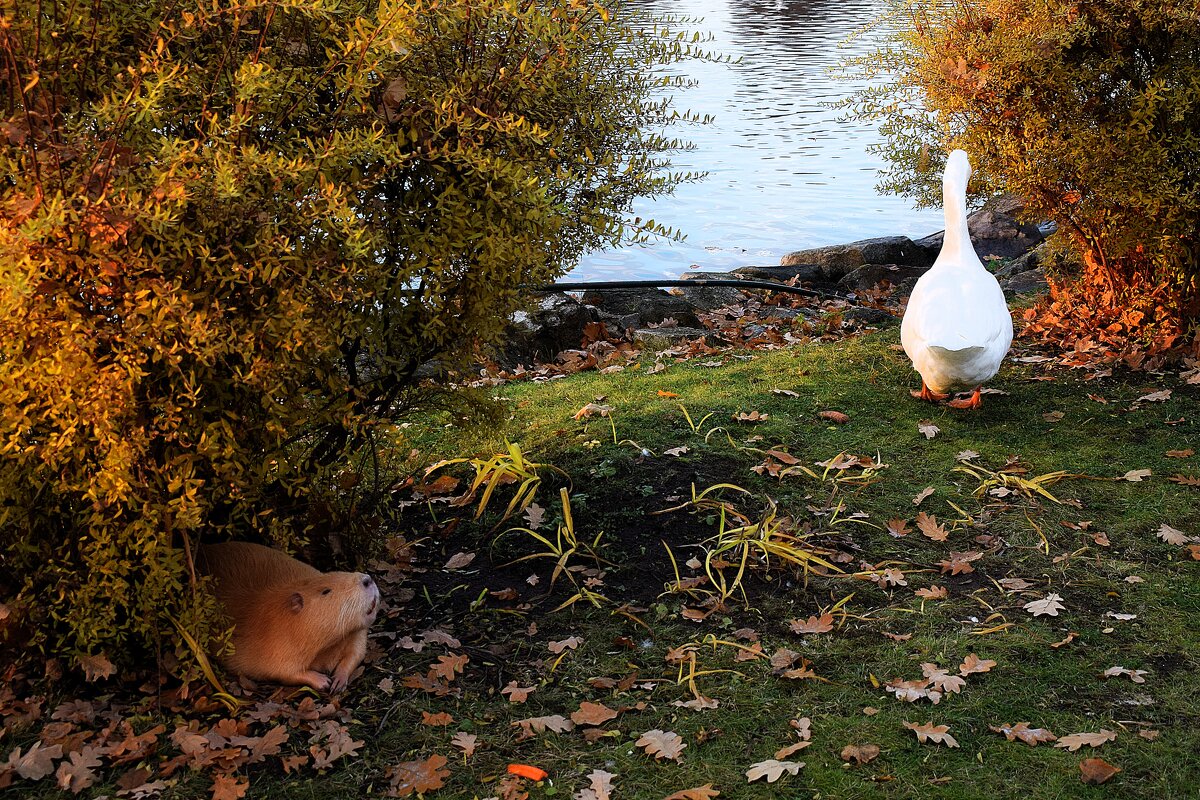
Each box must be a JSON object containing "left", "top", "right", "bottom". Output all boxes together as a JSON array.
[
  {"left": 818, "top": 410, "right": 850, "bottom": 424},
  {"left": 903, "top": 721, "right": 959, "bottom": 747},
  {"left": 745, "top": 759, "right": 803, "bottom": 783},
  {"left": 958, "top": 653, "right": 997, "bottom": 675},
  {"left": 840, "top": 743, "right": 880, "bottom": 764},
  {"left": 788, "top": 613, "right": 834, "bottom": 635},
  {"left": 916, "top": 512, "right": 948, "bottom": 542},
  {"left": 571, "top": 702, "right": 619, "bottom": 727},
  {"left": 1079, "top": 757, "right": 1121, "bottom": 784},
  {"left": 989, "top": 722, "right": 1056, "bottom": 746},
  {"left": 210, "top": 774, "right": 249, "bottom": 800},
  {"left": 663, "top": 785, "right": 721, "bottom": 800},
  {"left": 636, "top": 730, "right": 686, "bottom": 762},
  {"left": 1056, "top": 730, "right": 1117, "bottom": 751},
  {"left": 386, "top": 754, "right": 450, "bottom": 796}
]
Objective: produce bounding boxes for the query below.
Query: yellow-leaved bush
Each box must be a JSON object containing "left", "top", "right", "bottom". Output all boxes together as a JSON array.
[
  {"left": 0, "top": 0, "right": 710, "bottom": 670},
  {"left": 848, "top": 0, "right": 1200, "bottom": 360}
]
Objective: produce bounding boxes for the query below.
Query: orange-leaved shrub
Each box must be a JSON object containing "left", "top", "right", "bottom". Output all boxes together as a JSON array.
[
  {"left": 848, "top": 0, "right": 1200, "bottom": 363},
  {"left": 0, "top": 0, "right": 708, "bottom": 670}
]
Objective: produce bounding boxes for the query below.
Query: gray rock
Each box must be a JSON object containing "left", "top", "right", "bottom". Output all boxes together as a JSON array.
[
  {"left": 580, "top": 289, "right": 703, "bottom": 330},
  {"left": 502, "top": 292, "right": 599, "bottom": 364},
  {"left": 757, "top": 305, "right": 809, "bottom": 321},
  {"left": 838, "top": 263, "right": 930, "bottom": 292},
  {"left": 632, "top": 326, "right": 722, "bottom": 350},
  {"left": 1000, "top": 267, "right": 1048, "bottom": 296},
  {"left": 992, "top": 244, "right": 1043, "bottom": 279},
  {"left": 916, "top": 193, "right": 1046, "bottom": 262},
  {"left": 677, "top": 271, "right": 750, "bottom": 310},
  {"left": 732, "top": 263, "right": 825, "bottom": 283},
  {"left": 779, "top": 236, "right": 935, "bottom": 280},
  {"left": 845, "top": 306, "right": 899, "bottom": 326}
]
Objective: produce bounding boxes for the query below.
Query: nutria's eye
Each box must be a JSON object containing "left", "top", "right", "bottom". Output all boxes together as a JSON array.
[{"left": 321, "top": 588, "right": 332, "bottom": 596}]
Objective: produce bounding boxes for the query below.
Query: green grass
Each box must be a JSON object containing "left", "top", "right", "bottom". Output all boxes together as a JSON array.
[{"left": 9, "top": 327, "right": 1200, "bottom": 799}]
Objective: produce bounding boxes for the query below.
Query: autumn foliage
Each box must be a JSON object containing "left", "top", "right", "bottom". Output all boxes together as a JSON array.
[
  {"left": 853, "top": 0, "right": 1200, "bottom": 362},
  {"left": 0, "top": 0, "right": 704, "bottom": 667}
]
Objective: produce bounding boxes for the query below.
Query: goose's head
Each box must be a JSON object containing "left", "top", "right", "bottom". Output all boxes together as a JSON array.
[{"left": 943, "top": 149, "right": 972, "bottom": 192}]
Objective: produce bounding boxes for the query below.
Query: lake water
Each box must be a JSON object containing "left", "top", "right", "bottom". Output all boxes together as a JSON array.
[{"left": 571, "top": 0, "right": 943, "bottom": 281}]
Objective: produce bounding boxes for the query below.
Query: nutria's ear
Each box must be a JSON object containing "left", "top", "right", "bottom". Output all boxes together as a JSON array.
[{"left": 288, "top": 592, "right": 304, "bottom": 613}]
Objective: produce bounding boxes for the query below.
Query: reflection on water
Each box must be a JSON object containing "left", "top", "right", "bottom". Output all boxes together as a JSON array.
[{"left": 572, "top": 0, "right": 943, "bottom": 281}]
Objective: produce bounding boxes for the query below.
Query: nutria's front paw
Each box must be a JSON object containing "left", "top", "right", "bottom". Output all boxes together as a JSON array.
[
  {"left": 328, "top": 670, "right": 350, "bottom": 694},
  {"left": 297, "top": 670, "right": 332, "bottom": 692}
]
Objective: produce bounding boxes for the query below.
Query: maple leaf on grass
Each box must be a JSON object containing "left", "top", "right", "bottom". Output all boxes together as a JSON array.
[
  {"left": 571, "top": 702, "right": 618, "bottom": 727},
  {"left": 636, "top": 730, "right": 686, "bottom": 762},
  {"left": 1056, "top": 730, "right": 1117, "bottom": 751},
  {"left": 788, "top": 613, "right": 833, "bottom": 635},
  {"left": 663, "top": 785, "right": 720, "bottom": 800},
  {"left": 903, "top": 721, "right": 959, "bottom": 747},
  {"left": 386, "top": 754, "right": 450, "bottom": 797},
  {"left": 1023, "top": 593, "right": 1066, "bottom": 616},
  {"left": 1080, "top": 757, "right": 1121, "bottom": 784},
  {"left": 745, "top": 759, "right": 803, "bottom": 783},
  {"left": 887, "top": 518, "right": 911, "bottom": 537},
  {"left": 989, "top": 722, "right": 1057, "bottom": 746}
]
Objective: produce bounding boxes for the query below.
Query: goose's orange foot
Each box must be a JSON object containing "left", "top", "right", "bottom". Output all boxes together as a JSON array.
[
  {"left": 947, "top": 387, "right": 984, "bottom": 410},
  {"left": 911, "top": 383, "right": 949, "bottom": 403}
]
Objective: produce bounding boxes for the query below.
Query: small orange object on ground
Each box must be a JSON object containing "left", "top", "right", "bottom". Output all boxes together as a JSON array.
[{"left": 507, "top": 764, "right": 548, "bottom": 781}]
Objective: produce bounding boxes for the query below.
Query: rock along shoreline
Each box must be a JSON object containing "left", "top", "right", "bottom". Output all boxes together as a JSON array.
[{"left": 502, "top": 194, "right": 1052, "bottom": 368}]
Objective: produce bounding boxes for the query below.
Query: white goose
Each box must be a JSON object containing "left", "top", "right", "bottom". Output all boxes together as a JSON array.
[{"left": 901, "top": 150, "right": 1013, "bottom": 409}]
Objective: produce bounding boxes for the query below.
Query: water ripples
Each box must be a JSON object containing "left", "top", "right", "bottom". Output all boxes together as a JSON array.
[{"left": 572, "top": 0, "right": 943, "bottom": 281}]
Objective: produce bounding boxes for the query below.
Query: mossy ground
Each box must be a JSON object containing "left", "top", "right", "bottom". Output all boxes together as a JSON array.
[{"left": 8, "top": 326, "right": 1200, "bottom": 799}]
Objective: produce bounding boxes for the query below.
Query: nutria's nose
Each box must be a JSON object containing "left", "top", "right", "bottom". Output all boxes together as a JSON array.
[{"left": 362, "top": 575, "right": 374, "bottom": 588}]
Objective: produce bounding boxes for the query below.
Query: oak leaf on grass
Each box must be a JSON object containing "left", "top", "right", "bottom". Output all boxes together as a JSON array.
[
  {"left": 788, "top": 613, "right": 833, "bottom": 635},
  {"left": 1056, "top": 730, "right": 1117, "bottom": 751},
  {"left": 745, "top": 759, "right": 803, "bottom": 783},
  {"left": 575, "top": 768, "right": 615, "bottom": 800},
  {"left": 958, "top": 653, "right": 996, "bottom": 675},
  {"left": 385, "top": 754, "right": 450, "bottom": 797},
  {"left": 501, "top": 682, "right": 536, "bottom": 703},
  {"left": 903, "top": 721, "right": 959, "bottom": 747},
  {"left": 55, "top": 745, "right": 104, "bottom": 793},
  {"left": 989, "top": 722, "right": 1056, "bottom": 746},
  {"left": 915, "top": 512, "right": 947, "bottom": 542},
  {"left": 663, "top": 786, "right": 720, "bottom": 800},
  {"left": 210, "top": 774, "right": 250, "bottom": 800},
  {"left": 636, "top": 730, "right": 686, "bottom": 762},
  {"left": 1023, "top": 594, "right": 1065, "bottom": 616},
  {"left": 450, "top": 731, "right": 478, "bottom": 758}
]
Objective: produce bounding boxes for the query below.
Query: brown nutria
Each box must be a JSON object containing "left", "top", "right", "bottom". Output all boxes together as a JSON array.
[{"left": 198, "top": 542, "right": 380, "bottom": 693}]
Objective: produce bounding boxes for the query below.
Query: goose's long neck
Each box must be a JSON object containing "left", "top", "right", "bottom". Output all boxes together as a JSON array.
[{"left": 940, "top": 151, "right": 975, "bottom": 267}]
